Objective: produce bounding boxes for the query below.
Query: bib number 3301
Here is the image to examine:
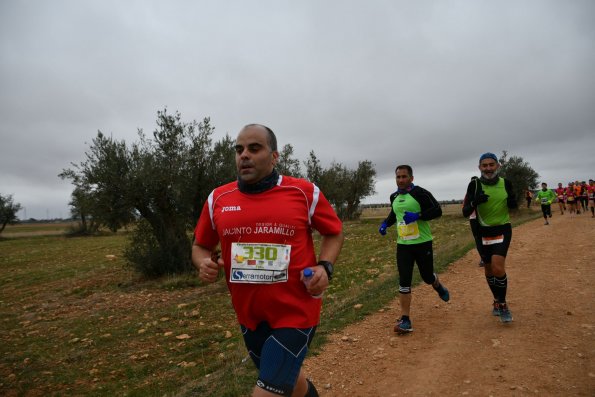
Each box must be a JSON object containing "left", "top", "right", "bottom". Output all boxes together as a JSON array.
[{"left": 230, "top": 243, "right": 291, "bottom": 284}]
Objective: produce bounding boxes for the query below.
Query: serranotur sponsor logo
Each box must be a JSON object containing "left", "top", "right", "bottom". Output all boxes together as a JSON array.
[{"left": 230, "top": 268, "right": 287, "bottom": 283}]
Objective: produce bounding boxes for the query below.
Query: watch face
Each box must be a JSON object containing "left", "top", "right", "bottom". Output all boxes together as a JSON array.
[{"left": 326, "top": 263, "right": 334, "bottom": 274}]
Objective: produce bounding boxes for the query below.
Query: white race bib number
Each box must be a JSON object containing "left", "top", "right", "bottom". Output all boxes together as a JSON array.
[
  {"left": 229, "top": 243, "right": 291, "bottom": 284},
  {"left": 482, "top": 235, "right": 504, "bottom": 246},
  {"left": 541, "top": 198, "right": 549, "bottom": 204},
  {"left": 398, "top": 221, "right": 420, "bottom": 241}
]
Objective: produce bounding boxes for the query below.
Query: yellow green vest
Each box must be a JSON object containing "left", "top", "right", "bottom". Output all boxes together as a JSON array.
[
  {"left": 477, "top": 178, "right": 510, "bottom": 226},
  {"left": 392, "top": 193, "right": 433, "bottom": 244}
]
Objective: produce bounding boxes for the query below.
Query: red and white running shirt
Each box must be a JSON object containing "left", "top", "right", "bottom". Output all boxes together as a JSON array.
[{"left": 194, "top": 175, "right": 342, "bottom": 330}]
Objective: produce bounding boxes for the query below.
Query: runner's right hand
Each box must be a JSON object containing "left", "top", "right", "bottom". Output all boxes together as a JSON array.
[
  {"left": 379, "top": 221, "right": 388, "bottom": 236},
  {"left": 198, "top": 256, "right": 224, "bottom": 283},
  {"left": 473, "top": 193, "right": 489, "bottom": 206},
  {"left": 403, "top": 211, "right": 420, "bottom": 225}
]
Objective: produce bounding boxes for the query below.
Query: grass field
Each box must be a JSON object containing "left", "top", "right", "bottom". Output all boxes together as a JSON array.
[
  {"left": 1, "top": 222, "right": 77, "bottom": 237},
  {"left": 0, "top": 206, "right": 540, "bottom": 396}
]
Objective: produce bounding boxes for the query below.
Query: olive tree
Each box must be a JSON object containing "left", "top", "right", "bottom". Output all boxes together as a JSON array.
[
  {"left": 305, "top": 152, "right": 376, "bottom": 220},
  {"left": 276, "top": 143, "right": 303, "bottom": 178},
  {"left": 0, "top": 194, "right": 22, "bottom": 234},
  {"left": 60, "top": 109, "right": 236, "bottom": 277},
  {"left": 498, "top": 150, "right": 540, "bottom": 202}
]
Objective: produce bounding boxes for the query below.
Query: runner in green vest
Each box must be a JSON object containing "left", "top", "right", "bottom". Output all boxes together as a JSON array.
[
  {"left": 462, "top": 153, "right": 517, "bottom": 323},
  {"left": 535, "top": 182, "right": 556, "bottom": 225},
  {"left": 379, "top": 165, "right": 449, "bottom": 334}
]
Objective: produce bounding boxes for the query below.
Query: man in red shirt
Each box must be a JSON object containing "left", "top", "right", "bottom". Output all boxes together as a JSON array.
[
  {"left": 579, "top": 181, "right": 589, "bottom": 214},
  {"left": 566, "top": 182, "right": 578, "bottom": 215},
  {"left": 589, "top": 179, "right": 595, "bottom": 217},
  {"left": 555, "top": 183, "right": 566, "bottom": 215},
  {"left": 193, "top": 124, "right": 343, "bottom": 397}
]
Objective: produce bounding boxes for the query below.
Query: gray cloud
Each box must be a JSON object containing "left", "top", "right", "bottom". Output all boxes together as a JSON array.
[{"left": 1, "top": 0, "right": 594, "bottom": 219}]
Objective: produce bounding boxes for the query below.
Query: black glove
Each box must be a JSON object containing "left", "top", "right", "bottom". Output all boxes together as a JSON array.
[{"left": 472, "top": 193, "right": 489, "bottom": 207}]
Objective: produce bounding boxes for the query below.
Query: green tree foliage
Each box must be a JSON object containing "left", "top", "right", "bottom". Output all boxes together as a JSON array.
[
  {"left": 66, "top": 186, "right": 101, "bottom": 234},
  {"left": 0, "top": 194, "right": 22, "bottom": 234},
  {"left": 304, "top": 153, "right": 376, "bottom": 220},
  {"left": 60, "top": 109, "right": 236, "bottom": 277},
  {"left": 305, "top": 150, "right": 323, "bottom": 183},
  {"left": 345, "top": 160, "right": 377, "bottom": 219},
  {"left": 59, "top": 134, "right": 132, "bottom": 234},
  {"left": 498, "top": 150, "right": 540, "bottom": 201},
  {"left": 276, "top": 144, "right": 303, "bottom": 177}
]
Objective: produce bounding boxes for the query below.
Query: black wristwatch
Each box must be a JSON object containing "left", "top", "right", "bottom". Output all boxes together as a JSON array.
[{"left": 317, "top": 260, "right": 334, "bottom": 281}]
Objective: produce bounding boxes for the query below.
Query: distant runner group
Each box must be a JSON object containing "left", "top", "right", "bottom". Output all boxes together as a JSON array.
[
  {"left": 530, "top": 180, "right": 595, "bottom": 225},
  {"left": 549, "top": 180, "right": 595, "bottom": 218}
]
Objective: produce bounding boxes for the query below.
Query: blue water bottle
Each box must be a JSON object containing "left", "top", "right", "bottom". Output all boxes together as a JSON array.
[{"left": 303, "top": 268, "right": 323, "bottom": 299}]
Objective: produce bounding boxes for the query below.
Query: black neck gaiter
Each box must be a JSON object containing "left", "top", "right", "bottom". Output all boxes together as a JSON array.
[{"left": 237, "top": 169, "right": 279, "bottom": 194}]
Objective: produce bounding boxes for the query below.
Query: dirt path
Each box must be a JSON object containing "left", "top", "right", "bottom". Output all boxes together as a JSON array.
[{"left": 304, "top": 213, "right": 595, "bottom": 396}]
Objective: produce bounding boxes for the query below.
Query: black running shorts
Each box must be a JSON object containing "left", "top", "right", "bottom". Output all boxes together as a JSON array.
[{"left": 479, "top": 224, "right": 512, "bottom": 261}]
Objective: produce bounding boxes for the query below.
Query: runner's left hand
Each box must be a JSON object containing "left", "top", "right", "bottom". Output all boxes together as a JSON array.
[
  {"left": 403, "top": 211, "right": 420, "bottom": 225},
  {"left": 301, "top": 267, "right": 328, "bottom": 296}
]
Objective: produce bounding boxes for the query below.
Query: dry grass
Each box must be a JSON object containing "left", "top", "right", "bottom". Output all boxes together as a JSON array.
[
  {"left": 0, "top": 207, "right": 540, "bottom": 396},
  {"left": 361, "top": 203, "right": 463, "bottom": 219}
]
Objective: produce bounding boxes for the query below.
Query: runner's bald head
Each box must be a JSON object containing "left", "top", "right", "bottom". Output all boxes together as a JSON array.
[{"left": 242, "top": 124, "right": 277, "bottom": 152}]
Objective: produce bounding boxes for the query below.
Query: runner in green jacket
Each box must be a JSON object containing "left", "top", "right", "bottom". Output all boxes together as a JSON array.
[
  {"left": 379, "top": 164, "right": 449, "bottom": 334},
  {"left": 535, "top": 183, "right": 556, "bottom": 225}
]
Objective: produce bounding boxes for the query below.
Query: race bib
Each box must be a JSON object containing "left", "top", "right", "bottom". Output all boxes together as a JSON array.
[
  {"left": 398, "top": 221, "right": 420, "bottom": 241},
  {"left": 541, "top": 198, "right": 549, "bottom": 204},
  {"left": 229, "top": 243, "right": 291, "bottom": 284},
  {"left": 567, "top": 196, "right": 575, "bottom": 202},
  {"left": 482, "top": 235, "right": 504, "bottom": 245},
  {"left": 557, "top": 195, "right": 564, "bottom": 200}
]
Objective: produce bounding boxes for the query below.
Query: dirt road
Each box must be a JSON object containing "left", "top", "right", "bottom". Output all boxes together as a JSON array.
[{"left": 304, "top": 213, "right": 594, "bottom": 396}]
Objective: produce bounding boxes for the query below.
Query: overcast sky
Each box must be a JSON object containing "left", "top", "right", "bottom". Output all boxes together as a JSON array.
[{"left": 1, "top": 1, "right": 594, "bottom": 220}]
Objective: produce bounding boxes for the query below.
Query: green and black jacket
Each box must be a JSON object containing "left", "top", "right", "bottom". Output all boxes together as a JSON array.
[{"left": 383, "top": 185, "right": 442, "bottom": 228}]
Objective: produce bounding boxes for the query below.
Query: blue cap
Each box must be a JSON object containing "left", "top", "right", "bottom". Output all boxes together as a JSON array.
[
  {"left": 303, "top": 268, "right": 313, "bottom": 277},
  {"left": 479, "top": 152, "right": 498, "bottom": 163}
]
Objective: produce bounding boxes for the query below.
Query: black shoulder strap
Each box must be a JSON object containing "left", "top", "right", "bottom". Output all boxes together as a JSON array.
[{"left": 474, "top": 178, "right": 481, "bottom": 198}]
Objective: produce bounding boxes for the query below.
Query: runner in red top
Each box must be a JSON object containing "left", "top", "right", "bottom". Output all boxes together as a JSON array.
[
  {"left": 555, "top": 183, "right": 566, "bottom": 215},
  {"left": 574, "top": 182, "right": 583, "bottom": 214},
  {"left": 588, "top": 179, "right": 595, "bottom": 218},
  {"left": 193, "top": 124, "right": 343, "bottom": 397},
  {"left": 579, "top": 181, "right": 589, "bottom": 213},
  {"left": 566, "top": 182, "right": 578, "bottom": 216},
  {"left": 194, "top": 175, "right": 341, "bottom": 330}
]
